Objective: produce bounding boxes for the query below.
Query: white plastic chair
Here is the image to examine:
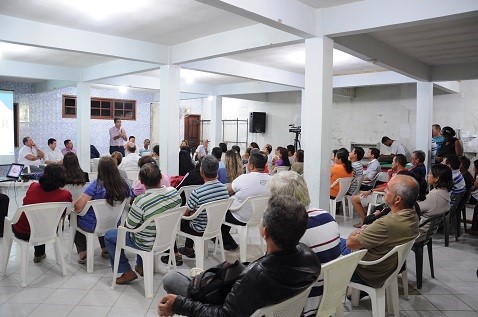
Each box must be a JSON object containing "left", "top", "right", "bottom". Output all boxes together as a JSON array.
[
  {"left": 177, "top": 198, "right": 234, "bottom": 270},
  {"left": 329, "top": 177, "right": 353, "bottom": 219},
  {"left": 0, "top": 202, "right": 72, "bottom": 287},
  {"left": 348, "top": 239, "right": 416, "bottom": 317},
  {"left": 59, "top": 184, "right": 88, "bottom": 233},
  {"left": 366, "top": 191, "right": 385, "bottom": 216},
  {"left": 88, "top": 172, "right": 98, "bottom": 181},
  {"left": 361, "top": 172, "right": 379, "bottom": 189},
  {"left": 177, "top": 185, "right": 201, "bottom": 205},
  {"left": 345, "top": 175, "right": 364, "bottom": 220},
  {"left": 67, "top": 199, "right": 127, "bottom": 273},
  {"left": 111, "top": 206, "right": 186, "bottom": 298},
  {"left": 250, "top": 283, "right": 314, "bottom": 317},
  {"left": 222, "top": 195, "right": 269, "bottom": 262},
  {"left": 376, "top": 171, "right": 389, "bottom": 183},
  {"left": 315, "top": 249, "right": 367, "bottom": 317},
  {"left": 276, "top": 166, "right": 291, "bottom": 174},
  {"left": 124, "top": 168, "right": 140, "bottom": 185}
]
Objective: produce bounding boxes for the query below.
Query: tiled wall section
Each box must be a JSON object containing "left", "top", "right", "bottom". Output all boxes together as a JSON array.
[{"left": 0, "top": 81, "right": 204, "bottom": 158}]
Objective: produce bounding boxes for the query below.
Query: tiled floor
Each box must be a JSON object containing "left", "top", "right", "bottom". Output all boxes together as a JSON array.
[{"left": 1, "top": 186, "right": 478, "bottom": 316}]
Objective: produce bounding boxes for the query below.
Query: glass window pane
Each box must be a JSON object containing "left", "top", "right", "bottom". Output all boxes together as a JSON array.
[
  {"left": 91, "top": 109, "right": 100, "bottom": 116},
  {"left": 102, "top": 109, "right": 111, "bottom": 117},
  {"left": 65, "top": 107, "right": 76, "bottom": 115},
  {"left": 101, "top": 101, "right": 111, "bottom": 108},
  {"left": 65, "top": 98, "right": 76, "bottom": 107},
  {"left": 91, "top": 100, "right": 100, "bottom": 108},
  {"left": 124, "top": 103, "right": 133, "bottom": 110},
  {"left": 114, "top": 102, "right": 123, "bottom": 109},
  {"left": 124, "top": 111, "right": 132, "bottom": 117},
  {"left": 115, "top": 110, "right": 123, "bottom": 117}
]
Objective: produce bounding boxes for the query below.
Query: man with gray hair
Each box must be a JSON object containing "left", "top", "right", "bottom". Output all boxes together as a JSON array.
[
  {"left": 161, "top": 155, "right": 229, "bottom": 264},
  {"left": 119, "top": 141, "right": 140, "bottom": 170},
  {"left": 346, "top": 175, "right": 419, "bottom": 291}
]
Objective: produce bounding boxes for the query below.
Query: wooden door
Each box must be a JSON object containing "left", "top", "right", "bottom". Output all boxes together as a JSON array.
[{"left": 184, "top": 115, "right": 201, "bottom": 152}]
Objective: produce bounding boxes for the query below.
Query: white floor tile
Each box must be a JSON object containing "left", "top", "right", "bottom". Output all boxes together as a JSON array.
[
  {"left": 8, "top": 287, "right": 56, "bottom": 304},
  {"left": 28, "top": 303, "right": 74, "bottom": 317},
  {"left": 0, "top": 302, "right": 39, "bottom": 316},
  {"left": 66, "top": 305, "right": 111, "bottom": 317},
  {"left": 424, "top": 295, "right": 473, "bottom": 311},
  {"left": 78, "top": 290, "right": 120, "bottom": 307},
  {"left": 43, "top": 288, "right": 89, "bottom": 306}
]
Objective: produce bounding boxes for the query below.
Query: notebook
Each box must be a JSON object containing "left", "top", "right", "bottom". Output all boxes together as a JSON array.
[{"left": 0, "top": 163, "right": 25, "bottom": 182}]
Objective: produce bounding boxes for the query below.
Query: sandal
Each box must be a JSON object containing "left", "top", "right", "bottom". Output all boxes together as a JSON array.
[
  {"left": 101, "top": 249, "right": 109, "bottom": 258},
  {"left": 160, "top": 254, "right": 183, "bottom": 266},
  {"left": 78, "top": 251, "right": 87, "bottom": 264}
]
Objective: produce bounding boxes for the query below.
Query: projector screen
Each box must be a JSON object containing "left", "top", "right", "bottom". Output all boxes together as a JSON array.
[{"left": 0, "top": 90, "right": 14, "bottom": 164}]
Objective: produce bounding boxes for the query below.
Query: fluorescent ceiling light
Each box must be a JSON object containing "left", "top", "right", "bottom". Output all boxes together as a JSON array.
[{"left": 118, "top": 86, "right": 128, "bottom": 94}]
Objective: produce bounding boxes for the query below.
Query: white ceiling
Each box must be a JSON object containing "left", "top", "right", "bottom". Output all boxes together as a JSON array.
[{"left": 0, "top": 0, "right": 477, "bottom": 93}]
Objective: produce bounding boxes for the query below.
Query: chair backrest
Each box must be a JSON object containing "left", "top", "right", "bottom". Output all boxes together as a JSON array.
[
  {"left": 199, "top": 198, "right": 234, "bottom": 239},
  {"left": 63, "top": 184, "right": 87, "bottom": 202},
  {"left": 124, "top": 168, "right": 140, "bottom": 185},
  {"left": 335, "top": 177, "right": 353, "bottom": 201},
  {"left": 419, "top": 213, "right": 445, "bottom": 245},
  {"left": 19, "top": 202, "right": 72, "bottom": 245},
  {"left": 456, "top": 189, "right": 471, "bottom": 215},
  {"left": 150, "top": 206, "right": 186, "bottom": 253},
  {"left": 178, "top": 185, "right": 201, "bottom": 203},
  {"left": 86, "top": 199, "right": 127, "bottom": 235},
  {"left": 447, "top": 191, "right": 465, "bottom": 216},
  {"left": 376, "top": 171, "right": 389, "bottom": 183},
  {"left": 88, "top": 172, "right": 98, "bottom": 181},
  {"left": 247, "top": 195, "right": 270, "bottom": 226},
  {"left": 349, "top": 175, "right": 364, "bottom": 196},
  {"left": 369, "top": 239, "right": 416, "bottom": 289},
  {"left": 250, "top": 283, "right": 314, "bottom": 317},
  {"left": 317, "top": 249, "right": 367, "bottom": 317}
]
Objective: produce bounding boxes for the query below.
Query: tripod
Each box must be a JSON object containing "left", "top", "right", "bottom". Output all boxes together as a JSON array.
[{"left": 293, "top": 131, "right": 301, "bottom": 151}]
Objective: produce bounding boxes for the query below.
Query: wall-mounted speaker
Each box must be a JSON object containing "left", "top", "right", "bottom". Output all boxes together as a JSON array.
[{"left": 249, "top": 112, "right": 266, "bottom": 133}]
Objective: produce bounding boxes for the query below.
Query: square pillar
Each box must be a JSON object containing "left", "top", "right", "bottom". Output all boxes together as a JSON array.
[
  {"left": 416, "top": 82, "right": 433, "bottom": 168},
  {"left": 209, "top": 96, "right": 222, "bottom": 147},
  {"left": 76, "top": 82, "right": 91, "bottom": 172}
]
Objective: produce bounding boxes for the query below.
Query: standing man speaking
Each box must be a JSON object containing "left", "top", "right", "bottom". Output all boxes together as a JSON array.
[{"left": 109, "top": 117, "right": 127, "bottom": 156}]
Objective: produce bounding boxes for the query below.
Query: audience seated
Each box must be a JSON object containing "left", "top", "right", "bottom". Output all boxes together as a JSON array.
[
  {"left": 466, "top": 159, "right": 478, "bottom": 235},
  {"left": 61, "top": 139, "right": 77, "bottom": 155},
  {"left": 262, "top": 143, "right": 273, "bottom": 170},
  {"left": 158, "top": 195, "right": 321, "bottom": 317},
  {"left": 119, "top": 142, "right": 141, "bottom": 170},
  {"left": 444, "top": 154, "right": 466, "bottom": 205},
  {"left": 291, "top": 149, "right": 304, "bottom": 175},
  {"left": 346, "top": 175, "right": 419, "bottom": 290},
  {"left": 459, "top": 156, "right": 474, "bottom": 190},
  {"left": 104, "top": 162, "right": 181, "bottom": 284},
  {"left": 161, "top": 155, "right": 229, "bottom": 265},
  {"left": 0, "top": 193, "right": 9, "bottom": 237},
  {"left": 43, "top": 138, "right": 64, "bottom": 164},
  {"left": 221, "top": 152, "right": 270, "bottom": 251},
  {"left": 416, "top": 164, "right": 453, "bottom": 242},
  {"left": 347, "top": 147, "right": 364, "bottom": 195},
  {"left": 351, "top": 154, "right": 408, "bottom": 227},
  {"left": 211, "top": 146, "right": 227, "bottom": 184},
  {"left": 111, "top": 151, "right": 129, "bottom": 180},
  {"left": 436, "top": 126, "right": 464, "bottom": 162},
  {"left": 133, "top": 156, "right": 171, "bottom": 198},
  {"left": 18, "top": 136, "right": 45, "bottom": 172},
  {"left": 410, "top": 150, "right": 427, "bottom": 179},
  {"left": 330, "top": 149, "right": 353, "bottom": 199},
  {"left": 90, "top": 144, "right": 100, "bottom": 159},
  {"left": 267, "top": 171, "right": 343, "bottom": 317},
  {"left": 361, "top": 147, "right": 381, "bottom": 186},
  {"left": 72, "top": 156, "right": 132, "bottom": 264},
  {"left": 224, "top": 149, "right": 243, "bottom": 183},
  {"left": 63, "top": 152, "right": 89, "bottom": 185},
  {"left": 287, "top": 144, "right": 296, "bottom": 164},
  {"left": 139, "top": 138, "right": 152, "bottom": 156},
  {"left": 12, "top": 164, "right": 72, "bottom": 263}
]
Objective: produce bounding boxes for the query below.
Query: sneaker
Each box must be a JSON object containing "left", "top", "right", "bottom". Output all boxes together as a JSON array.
[
  {"left": 224, "top": 244, "right": 239, "bottom": 251},
  {"left": 134, "top": 265, "right": 144, "bottom": 277},
  {"left": 101, "top": 249, "right": 109, "bottom": 259},
  {"left": 33, "top": 254, "right": 46, "bottom": 263},
  {"left": 160, "top": 255, "right": 183, "bottom": 266},
  {"left": 116, "top": 270, "right": 138, "bottom": 285},
  {"left": 178, "top": 247, "right": 196, "bottom": 258}
]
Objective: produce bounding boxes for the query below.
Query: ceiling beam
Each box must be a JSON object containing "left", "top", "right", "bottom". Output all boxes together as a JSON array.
[
  {"left": 0, "top": 14, "right": 169, "bottom": 64},
  {"left": 333, "top": 71, "right": 416, "bottom": 88},
  {"left": 334, "top": 34, "right": 430, "bottom": 81},
  {"left": 431, "top": 62, "right": 478, "bottom": 81},
  {"left": 321, "top": 0, "right": 478, "bottom": 37},
  {"left": 183, "top": 57, "right": 304, "bottom": 88},
  {"left": 0, "top": 60, "right": 82, "bottom": 81},
  {"left": 82, "top": 60, "right": 162, "bottom": 81},
  {"left": 196, "top": 0, "right": 316, "bottom": 38},
  {"left": 217, "top": 81, "right": 298, "bottom": 95},
  {"left": 170, "top": 24, "right": 302, "bottom": 64},
  {"left": 433, "top": 81, "right": 460, "bottom": 94}
]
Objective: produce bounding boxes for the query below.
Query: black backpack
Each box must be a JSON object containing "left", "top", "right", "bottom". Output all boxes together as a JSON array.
[{"left": 187, "top": 260, "right": 245, "bottom": 304}]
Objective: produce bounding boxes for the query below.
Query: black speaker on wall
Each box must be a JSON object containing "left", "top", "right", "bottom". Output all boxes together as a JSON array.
[{"left": 249, "top": 112, "right": 266, "bottom": 133}]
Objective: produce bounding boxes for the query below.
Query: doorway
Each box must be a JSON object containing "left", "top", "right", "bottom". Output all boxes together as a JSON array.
[{"left": 184, "top": 115, "right": 201, "bottom": 152}]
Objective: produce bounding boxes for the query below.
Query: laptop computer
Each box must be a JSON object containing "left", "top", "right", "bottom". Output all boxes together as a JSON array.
[{"left": 0, "top": 163, "right": 25, "bottom": 182}]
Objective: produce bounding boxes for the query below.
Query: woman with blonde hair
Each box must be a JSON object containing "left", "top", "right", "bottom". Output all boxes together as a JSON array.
[
  {"left": 267, "top": 171, "right": 343, "bottom": 317},
  {"left": 224, "top": 149, "right": 243, "bottom": 183}
]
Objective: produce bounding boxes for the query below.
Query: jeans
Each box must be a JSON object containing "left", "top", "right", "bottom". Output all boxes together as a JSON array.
[
  {"left": 163, "top": 271, "right": 191, "bottom": 296},
  {"left": 104, "top": 229, "right": 142, "bottom": 273}
]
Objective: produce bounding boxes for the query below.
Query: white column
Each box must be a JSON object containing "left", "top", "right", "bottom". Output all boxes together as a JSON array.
[
  {"left": 159, "top": 65, "right": 180, "bottom": 175},
  {"left": 416, "top": 82, "right": 433, "bottom": 168},
  {"left": 302, "top": 37, "right": 334, "bottom": 210},
  {"left": 209, "top": 96, "right": 222, "bottom": 147},
  {"left": 76, "top": 82, "right": 91, "bottom": 172}
]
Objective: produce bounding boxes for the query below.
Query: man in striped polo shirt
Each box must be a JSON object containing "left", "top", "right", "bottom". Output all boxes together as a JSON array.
[
  {"left": 163, "top": 155, "right": 229, "bottom": 263},
  {"left": 104, "top": 162, "right": 181, "bottom": 285}
]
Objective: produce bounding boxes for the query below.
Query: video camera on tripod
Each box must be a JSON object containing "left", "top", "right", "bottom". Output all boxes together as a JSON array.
[
  {"left": 289, "top": 124, "right": 301, "bottom": 150},
  {"left": 288, "top": 124, "right": 301, "bottom": 134}
]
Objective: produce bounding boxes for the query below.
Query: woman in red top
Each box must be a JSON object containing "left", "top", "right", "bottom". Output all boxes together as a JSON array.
[
  {"left": 330, "top": 149, "right": 353, "bottom": 198},
  {"left": 12, "top": 163, "right": 72, "bottom": 263}
]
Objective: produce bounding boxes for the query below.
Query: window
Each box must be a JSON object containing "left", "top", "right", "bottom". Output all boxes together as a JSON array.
[{"left": 62, "top": 95, "right": 136, "bottom": 120}]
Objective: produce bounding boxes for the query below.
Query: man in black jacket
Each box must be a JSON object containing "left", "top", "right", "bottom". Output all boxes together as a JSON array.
[{"left": 158, "top": 195, "right": 321, "bottom": 317}]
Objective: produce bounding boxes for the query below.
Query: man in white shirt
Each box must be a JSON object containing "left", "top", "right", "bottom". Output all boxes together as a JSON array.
[
  {"left": 287, "top": 145, "right": 296, "bottom": 164},
  {"left": 194, "top": 139, "right": 209, "bottom": 160},
  {"left": 139, "top": 138, "right": 151, "bottom": 156},
  {"left": 119, "top": 142, "right": 141, "bottom": 169},
  {"left": 380, "top": 136, "right": 410, "bottom": 162},
  {"left": 18, "top": 136, "right": 44, "bottom": 172},
  {"left": 44, "top": 138, "right": 64, "bottom": 164},
  {"left": 221, "top": 152, "right": 270, "bottom": 250}
]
